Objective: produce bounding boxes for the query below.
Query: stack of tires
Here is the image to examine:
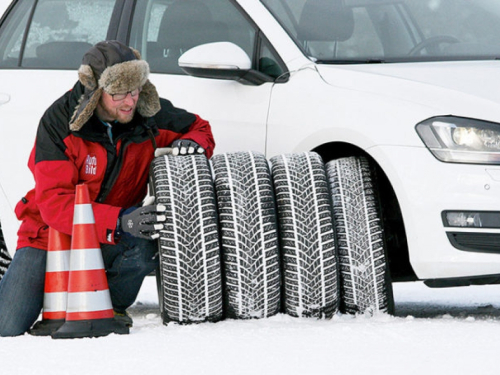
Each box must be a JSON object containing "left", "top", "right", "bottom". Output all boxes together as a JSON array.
[{"left": 150, "top": 151, "right": 393, "bottom": 325}]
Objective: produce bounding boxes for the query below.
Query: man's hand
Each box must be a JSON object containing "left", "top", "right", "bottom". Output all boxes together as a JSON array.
[
  {"left": 117, "top": 205, "right": 167, "bottom": 240},
  {"left": 170, "top": 139, "right": 205, "bottom": 156}
]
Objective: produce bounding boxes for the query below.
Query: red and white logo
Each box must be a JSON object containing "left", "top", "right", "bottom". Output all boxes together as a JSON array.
[{"left": 85, "top": 154, "right": 97, "bottom": 176}]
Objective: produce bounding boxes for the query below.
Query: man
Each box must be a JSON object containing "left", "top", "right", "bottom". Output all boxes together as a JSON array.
[{"left": 0, "top": 40, "right": 215, "bottom": 336}]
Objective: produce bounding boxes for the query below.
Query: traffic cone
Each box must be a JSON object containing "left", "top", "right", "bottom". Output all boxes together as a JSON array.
[
  {"left": 29, "top": 227, "right": 71, "bottom": 336},
  {"left": 52, "top": 184, "right": 129, "bottom": 339}
]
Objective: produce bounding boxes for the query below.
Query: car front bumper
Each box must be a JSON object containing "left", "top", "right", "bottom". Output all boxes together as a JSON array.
[{"left": 371, "top": 144, "right": 500, "bottom": 280}]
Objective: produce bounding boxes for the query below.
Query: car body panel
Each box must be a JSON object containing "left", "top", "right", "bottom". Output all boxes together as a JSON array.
[
  {"left": 0, "top": 70, "right": 78, "bottom": 251},
  {"left": 319, "top": 62, "right": 500, "bottom": 124},
  {"left": 370, "top": 145, "right": 500, "bottom": 278},
  {"left": 0, "top": 0, "right": 11, "bottom": 18},
  {"left": 150, "top": 73, "right": 272, "bottom": 155}
]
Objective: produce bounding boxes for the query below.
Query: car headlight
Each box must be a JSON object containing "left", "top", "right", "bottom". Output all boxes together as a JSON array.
[{"left": 416, "top": 116, "right": 500, "bottom": 164}]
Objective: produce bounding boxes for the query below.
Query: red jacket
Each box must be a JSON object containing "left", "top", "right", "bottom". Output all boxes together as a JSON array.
[{"left": 15, "top": 82, "right": 214, "bottom": 250}]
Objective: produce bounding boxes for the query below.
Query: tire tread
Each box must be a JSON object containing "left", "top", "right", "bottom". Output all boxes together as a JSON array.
[
  {"left": 211, "top": 151, "right": 281, "bottom": 319},
  {"left": 326, "top": 156, "right": 390, "bottom": 315},
  {"left": 151, "top": 155, "right": 223, "bottom": 324},
  {"left": 271, "top": 152, "right": 338, "bottom": 318},
  {"left": 0, "top": 223, "right": 10, "bottom": 280}
]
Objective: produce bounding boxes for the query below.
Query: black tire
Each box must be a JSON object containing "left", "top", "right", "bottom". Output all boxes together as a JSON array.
[
  {"left": 0, "top": 222, "right": 11, "bottom": 281},
  {"left": 326, "top": 156, "right": 394, "bottom": 315},
  {"left": 270, "top": 152, "right": 339, "bottom": 318},
  {"left": 150, "top": 154, "right": 223, "bottom": 324},
  {"left": 211, "top": 151, "right": 281, "bottom": 319}
]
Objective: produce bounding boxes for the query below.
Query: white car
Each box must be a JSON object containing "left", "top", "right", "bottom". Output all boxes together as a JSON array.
[{"left": 1, "top": 0, "right": 500, "bottom": 293}]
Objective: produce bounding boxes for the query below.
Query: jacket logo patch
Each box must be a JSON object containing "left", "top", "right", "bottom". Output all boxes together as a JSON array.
[{"left": 85, "top": 154, "right": 97, "bottom": 176}]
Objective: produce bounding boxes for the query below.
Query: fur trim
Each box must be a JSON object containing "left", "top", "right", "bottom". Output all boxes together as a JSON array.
[
  {"left": 99, "top": 60, "right": 149, "bottom": 95},
  {"left": 136, "top": 80, "right": 161, "bottom": 118},
  {"left": 69, "top": 87, "right": 103, "bottom": 131},
  {"left": 131, "top": 47, "right": 142, "bottom": 60},
  {"left": 78, "top": 64, "right": 97, "bottom": 91}
]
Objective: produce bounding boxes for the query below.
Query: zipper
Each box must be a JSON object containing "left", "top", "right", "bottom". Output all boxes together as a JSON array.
[
  {"left": 95, "top": 119, "right": 156, "bottom": 203},
  {"left": 96, "top": 137, "right": 131, "bottom": 203}
]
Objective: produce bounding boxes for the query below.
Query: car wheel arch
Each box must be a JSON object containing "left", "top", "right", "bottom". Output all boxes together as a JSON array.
[{"left": 313, "top": 141, "right": 418, "bottom": 283}]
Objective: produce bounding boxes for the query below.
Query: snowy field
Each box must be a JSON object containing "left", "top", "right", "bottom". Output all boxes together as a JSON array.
[{"left": 2, "top": 277, "right": 500, "bottom": 375}]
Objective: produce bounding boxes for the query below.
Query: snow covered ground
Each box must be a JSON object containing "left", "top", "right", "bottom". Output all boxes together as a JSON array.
[{"left": 2, "top": 277, "right": 500, "bottom": 375}]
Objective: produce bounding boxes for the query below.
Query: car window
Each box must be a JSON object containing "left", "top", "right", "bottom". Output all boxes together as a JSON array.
[
  {"left": 0, "top": 0, "right": 116, "bottom": 69},
  {"left": 0, "top": 0, "right": 34, "bottom": 68},
  {"left": 130, "top": 0, "right": 260, "bottom": 75},
  {"left": 261, "top": 0, "right": 500, "bottom": 63},
  {"left": 305, "top": 6, "right": 385, "bottom": 60},
  {"left": 259, "top": 38, "right": 285, "bottom": 79}
]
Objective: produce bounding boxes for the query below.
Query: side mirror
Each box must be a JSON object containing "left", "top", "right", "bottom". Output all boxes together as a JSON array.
[{"left": 178, "top": 42, "right": 274, "bottom": 85}]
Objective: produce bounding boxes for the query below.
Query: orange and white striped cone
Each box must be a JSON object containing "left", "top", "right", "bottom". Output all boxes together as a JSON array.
[
  {"left": 29, "top": 227, "right": 71, "bottom": 336},
  {"left": 52, "top": 184, "right": 129, "bottom": 339}
]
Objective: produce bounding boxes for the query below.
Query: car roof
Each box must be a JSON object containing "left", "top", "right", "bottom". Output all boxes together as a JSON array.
[{"left": 0, "top": 0, "right": 12, "bottom": 21}]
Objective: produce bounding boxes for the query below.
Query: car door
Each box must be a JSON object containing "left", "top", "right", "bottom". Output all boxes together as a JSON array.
[{"left": 128, "top": 0, "right": 285, "bottom": 155}]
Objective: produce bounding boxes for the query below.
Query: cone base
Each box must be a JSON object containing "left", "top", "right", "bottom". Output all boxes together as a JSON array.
[
  {"left": 51, "top": 318, "right": 129, "bottom": 339},
  {"left": 29, "top": 319, "right": 65, "bottom": 336}
]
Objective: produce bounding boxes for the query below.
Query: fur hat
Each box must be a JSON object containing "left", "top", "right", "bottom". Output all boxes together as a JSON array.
[{"left": 69, "top": 40, "right": 161, "bottom": 131}]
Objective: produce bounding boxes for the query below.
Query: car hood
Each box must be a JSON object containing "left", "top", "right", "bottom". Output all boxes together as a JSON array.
[{"left": 316, "top": 61, "right": 500, "bottom": 120}]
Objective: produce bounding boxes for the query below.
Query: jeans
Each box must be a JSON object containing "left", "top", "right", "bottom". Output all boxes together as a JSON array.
[
  {"left": 0, "top": 236, "right": 158, "bottom": 336},
  {"left": 101, "top": 236, "right": 158, "bottom": 313}
]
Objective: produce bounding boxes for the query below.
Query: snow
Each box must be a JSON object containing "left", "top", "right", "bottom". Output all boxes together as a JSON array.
[{"left": 3, "top": 277, "right": 500, "bottom": 375}]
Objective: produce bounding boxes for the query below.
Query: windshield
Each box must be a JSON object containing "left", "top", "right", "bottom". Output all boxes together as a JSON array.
[{"left": 260, "top": 0, "right": 500, "bottom": 63}]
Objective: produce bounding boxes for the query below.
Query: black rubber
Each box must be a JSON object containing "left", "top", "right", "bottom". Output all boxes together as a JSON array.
[
  {"left": 211, "top": 151, "right": 281, "bottom": 319},
  {"left": 270, "top": 152, "right": 339, "bottom": 319},
  {"left": 151, "top": 154, "right": 223, "bottom": 324},
  {"left": 0, "top": 222, "right": 11, "bottom": 281},
  {"left": 326, "top": 156, "right": 394, "bottom": 315}
]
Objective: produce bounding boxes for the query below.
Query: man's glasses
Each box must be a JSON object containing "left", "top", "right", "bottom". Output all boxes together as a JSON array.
[{"left": 110, "top": 87, "right": 142, "bottom": 101}]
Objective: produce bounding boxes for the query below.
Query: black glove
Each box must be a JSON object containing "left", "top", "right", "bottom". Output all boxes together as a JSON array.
[
  {"left": 117, "top": 205, "right": 166, "bottom": 240},
  {"left": 170, "top": 139, "right": 205, "bottom": 156}
]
